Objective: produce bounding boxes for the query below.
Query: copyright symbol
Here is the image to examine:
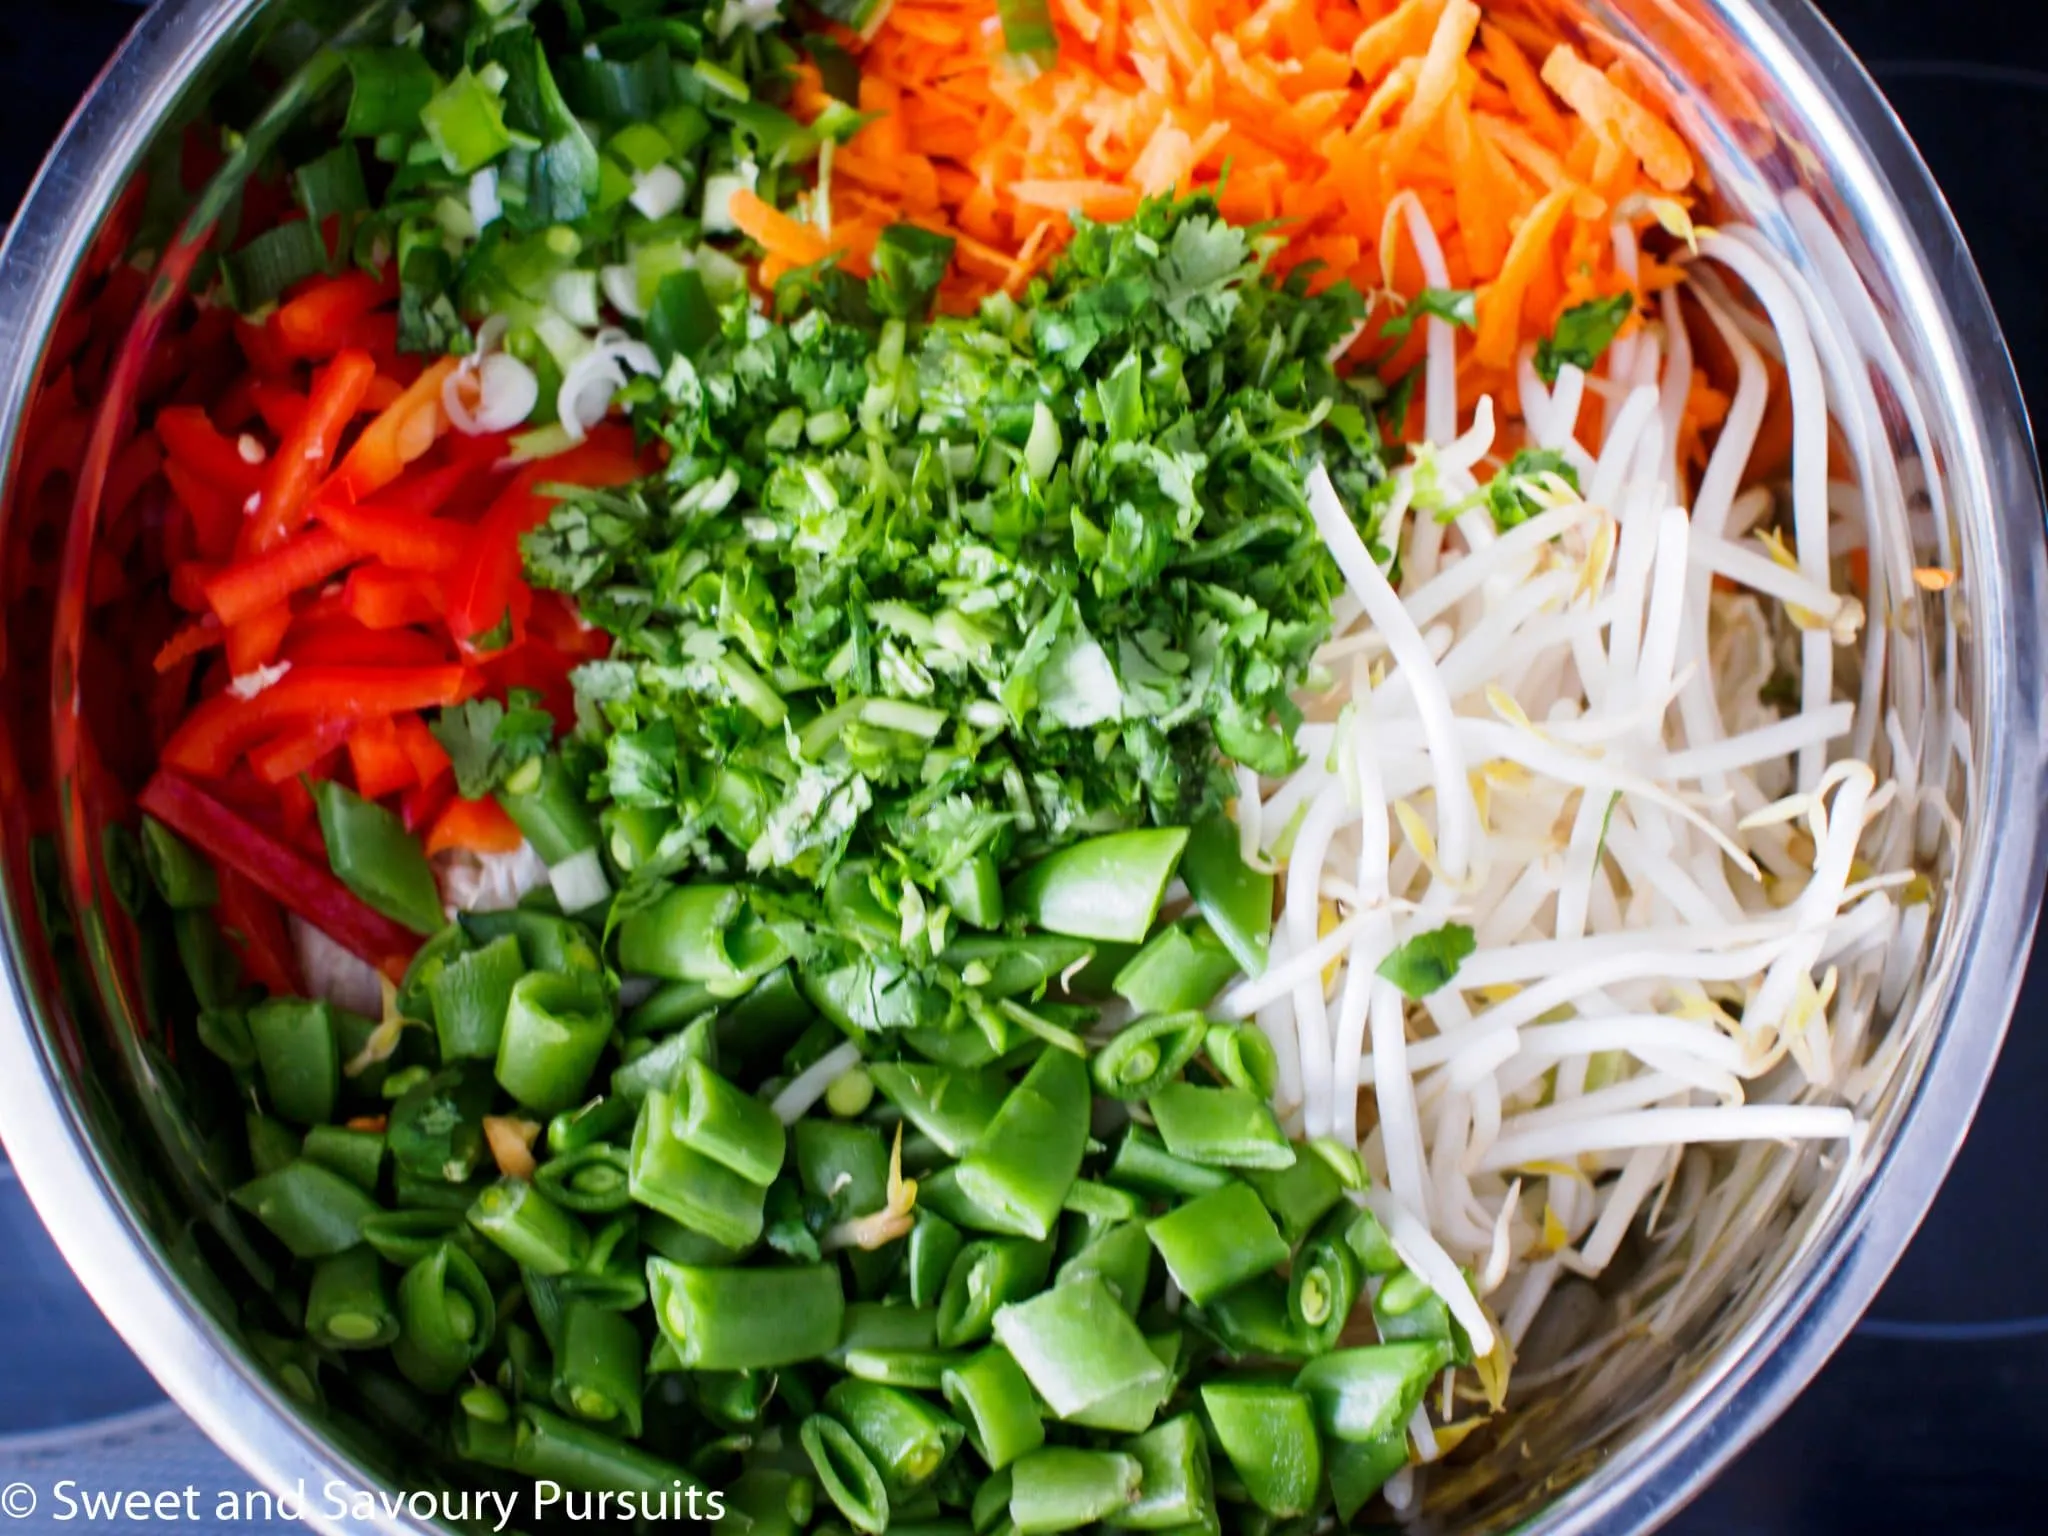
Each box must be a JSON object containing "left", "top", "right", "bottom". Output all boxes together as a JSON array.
[{"left": 1, "top": 1483, "right": 35, "bottom": 1518}]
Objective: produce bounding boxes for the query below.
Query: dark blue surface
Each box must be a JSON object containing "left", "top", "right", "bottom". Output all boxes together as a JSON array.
[{"left": 2, "top": 1, "right": 2046, "bottom": 1529}]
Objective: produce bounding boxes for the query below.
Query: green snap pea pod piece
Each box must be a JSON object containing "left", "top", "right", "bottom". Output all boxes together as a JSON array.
[
  {"left": 640, "top": 1212, "right": 745, "bottom": 1268},
  {"left": 939, "top": 850, "right": 1004, "bottom": 930},
  {"left": 547, "top": 1094, "right": 636, "bottom": 1155},
  {"left": 1290, "top": 1219, "right": 1364, "bottom": 1353},
  {"left": 386, "top": 1064, "right": 494, "bottom": 1184},
  {"left": 1056, "top": 1221, "right": 1153, "bottom": 1316},
  {"left": 1242, "top": 1151, "right": 1345, "bottom": 1247},
  {"left": 509, "top": 1404, "right": 710, "bottom": 1498},
  {"left": 198, "top": 1008, "right": 256, "bottom": 1072},
  {"left": 1203, "top": 1022, "right": 1279, "bottom": 1100},
  {"left": 1147, "top": 1182, "right": 1289, "bottom": 1305},
  {"left": 551, "top": 1298, "right": 644, "bottom": 1436},
  {"left": 610, "top": 1013, "right": 717, "bottom": 1102},
  {"left": 990, "top": 1276, "right": 1168, "bottom": 1422},
  {"left": 1200, "top": 1384, "right": 1321, "bottom": 1517},
  {"left": 796, "top": 1118, "right": 890, "bottom": 1221},
  {"left": 955, "top": 1046, "right": 1088, "bottom": 1241},
  {"left": 396, "top": 925, "right": 472, "bottom": 1030},
  {"left": 674, "top": 1056, "right": 786, "bottom": 1185},
  {"left": 1005, "top": 829, "right": 1190, "bottom": 945},
  {"left": 140, "top": 816, "right": 219, "bottom": 909},
  {"left": 428, "top": 934, "right": 526, "bottom": 1061},
  {"left": 841, "top": 1349, "right": 967, "bottom": 1390},
  {"left": 391, "top": 1168, "right": 490, "bottom": 1215},
  {"left": 391, "top": 1243, "right": 496, "bottom": 1393},
  {"left": 803, "top": 1414, "right": 890, "bottom": 1536},
  {"left": 1091, "top": 1011, "right": 1208, "bottom": 1101},
  {"left": 937, "top": 1238, "right": 1054, "bottom": 1348},
  {"left": 692, "top": 1369, "right": 775, "bottom": 1430},
  {"left": 534, "top": 1144, "right": 633, "bottom": 1213},
  {"left": 496, "top": 971, "right": 614, "bottom": 1117},
  {"left": 360, "top": 1209, "right": 467, "bottom": 1268},
  {"left": 173, "top": 909, "right": 236, "bottom": 1009},
  {"left": 1328, "top": 1431, "right": 1409, "bottom": 1521},
  {"left": 869, "top": 1061, "right": 1009, "bottom": 1158},
  {"left": 648, "top": 1258, "right": 845, "bottom": 1370},
  {"left": 1112, "top": 920, "right": 1240, "bottom": 1015},
  {"left": 1343, "top": 1204, "right": 1405, "bottom": 1276},
  {"left": 916, "top": 1167, "right": 1003, "bottom": 1232},
  {"left": 1180, "top": 812, "right": 1274, "bottom": 977},
  {"left": 305, "top": 1246, "right": 398, "bottom": 1349},
  {"left": 715, "top": 964, "right": 815, "bottom": 1055},
  {"left": 467, "top": 1177, "right": 589, "bottom": 1275},
  {"left": 1008, "top": 1447, "right": 1143, "bottom": 1535},
  {"left": 247, "top": 998, "right": 339, "bottom": 1126},
  {"left": 249, "top": 1332, "right": 323, "bottom": 1408},
  {"left": 909, "top": 1212, "right": 965, "bottom": 1309},
  {"left": 247, "top": 1112, "right": 298, "bottom": 1177},
  {"left": 459, "top": 908, "right": 605, "bottom": 978},
  {"left": 232, "top": 1159, "right": 380, "bottom": 1257},
  {"left": 726, "top": 1467, "right": 815, "bottom": 1536},
  {"left": 1293, "top": 1341, "right": 1452, "bottom": 1443},
  {"left": 1194, "top": 1274, "right": 1315, "bottom": 1361},
  {"left": 1105, "top": 1126, "right": 1232, "bottom": 1200},
  {"left": 302, "top": 1124, "right": 385, "bottom": 1194},
  {"left": 314, "top": 780, "right": 444, "bottom": 935},
  {"left": 616, "top": 884, "right": 789, "bottom": 996},
  {"left": 942, "top": 935, "right": 1096, "bottom": 999},
  {"left": 942, "top": 1346, "right": 1044, "bottom": 1471},
  {"left": 1147, "top": 1083, "right": 1295, "bottom": 1170},
  {"left": 972, "top": 1469, "right": 1014, "bottom": 1534},
  {"left": 624, "top": 977, "right": 721, "bottom": 1037},
  {"left": 497, "top": 752, "right": 602, "bottom": 868},
  {"left": 829, "top": 1303, "right": 941, "bottom": 1361},
  {"left": 453, "top": 1388, "right": 518, "bottom": 1468},
  {"left": 629, "top": 1087, "right": 766, "bottom": 1250},
  {"left": 1063, "top": 1179, "right": 1144, "bottom": 1225},
  {"left": 1372, "top": 1265, "right": 1470, "bottom": 1362},
  {"left": 825, "top": 1379, "right": 964, "bottom": 1493},
  {"left": 1110, "top": 1413, "right": 1215, "bottom": 1531}
]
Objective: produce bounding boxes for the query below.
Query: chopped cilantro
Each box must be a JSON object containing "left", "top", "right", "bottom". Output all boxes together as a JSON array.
[
  {"left": 430, "top": 691, "right": 556, "bottom": 800},
  {"left": 1380, "top": 286, "right": 1477, "bottom": 340},
  {"left": 1534, "top": 293, "right": 1636, "bottom": 385},
  {"left": 1377, "top": 923, "right": 1478, "bottom": 1000}
]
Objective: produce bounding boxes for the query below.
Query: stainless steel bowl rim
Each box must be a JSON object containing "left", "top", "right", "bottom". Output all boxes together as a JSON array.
[{"left": 0, "top": 2, "right": 2042, "bottom": 1533}]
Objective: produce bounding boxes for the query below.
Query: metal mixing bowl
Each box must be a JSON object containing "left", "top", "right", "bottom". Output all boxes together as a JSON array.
[{"left": 1, "top": 1, "right": 2044, "bottom": 1531}]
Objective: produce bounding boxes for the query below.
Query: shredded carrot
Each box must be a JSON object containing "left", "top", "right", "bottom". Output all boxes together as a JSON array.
[{"left": 1540, "top": 43, "right": 1693, "bottom": 192}]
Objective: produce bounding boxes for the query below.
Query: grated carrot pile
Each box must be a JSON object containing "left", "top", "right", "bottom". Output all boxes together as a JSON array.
[{"left": 778, "top": 0, "right": 1710, "bottom": 420}]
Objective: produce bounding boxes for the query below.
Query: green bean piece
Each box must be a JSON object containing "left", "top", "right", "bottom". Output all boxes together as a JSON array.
[
  {"left": 616, "top": 884, "right": 790, "bottom": 996},
  {"left": 1005, "top": 828, "right": 1190, "bottom": 944},
  {"left": 173, "top": 909, "right": 237, "bottom": 1009},
  {"left": 391, "top": 1243, "right": 497, "bottom": 1393},
  {"left": 828, "top": 1303, "right": 940, "bottom": 1362},
  {"left": 1008, "top": 1447, "right": 1143, "bottom": 1535},
  {"left": 726, "top": 1467, "right": 815, "bottom": 1536},
  {"left": 972, "top": 1469, "right": 1014, "bottom": 1535},
  {"left": 908, "top": 1212, "right": 965, "bottom": 1309},
  {"left": 1203, "top": 1022, "right": 1280, "bottom": 1100},
  {"left": 454, "top": 1390, "right": 519, "bottom": 1467},
  {"left": 232, "top": 1159, "right": 380, "bottom": 1258},
  {"left": 140, "top": 816, "right": 219, "bottom": 910},
  {"left": 692, "top": 1368, "right": 775, "bottom": 1430},
  {"left": 1090, "top": 1011, "right": 1208, "bottom": 1101},
  {"left": 1328, "top": 1431, "right": 1409, "bottom": 1521},
  {"left": 869, "top": 1061, "right": 1010, "bottom": 1158},
  {"left": 803, "top": 1413, "right": 891, "bottom": 1536},
  {"left": 427, "top": 934, "right": 526, "bottom": 1062},
  {"left": 624, "top": 977, "right": 722, "bottom": 1037},
  {"left": 825, "top": 1379, "right": 964, "bottom": 1493},
  {"left": 939, "top": 850, "right": 1004, "bottom": 930},
  {"left": 246, "top": 1112, "right": 300, "bottom": 1178},
  {"left": 917, "top": 1167, "right": 1004, "bottom": 1232},
  {"left": 302, "top": 1124, "right": 386, "bottom": 1194},
  {"left": 1195, "top": 1274, "right": 1315, "bottom": 1361},
  {"left": 1062, "top": 1179, "right": 1144, "bottom": 1225},
  {"left": 360, "top": 1208, "right": 466, "bottom": 1268},
  {"left": 1200, "top": 1383, "right": 1321, "bottom": 1517},
  {"left": 314, "top": 780, "right": 444, "bottom": 935},
  {"left": 467, "top": 1177, "right": 590, "bottom": 1275},
  {"left": 534, "top": 1143, "right": 633, "bottom": 1213},
  {"left": 395, "top": 925, "right": 472, "bottom": 1028},
  {"left": 247, "top": 998, "right": 340, "bottom": 1126},
  {"left": 1242, "top": 1152, "right": 1345, "bottom": 1247},
  {"left": 1105, "top": 1126, "right": 1233, "bottom": 1200},
  {"left": 629, "top": 1087, "right": 767, "bottom": 1250},
  {"left": 955, "top": 1047, "right": 1088, "bottom": 1241},
  {"left": 942, "top": 1346, "right": 1045, "bottom": 1471},
  {"left": 1146, "top": 1083, "right": 1295, "bottom": 1170},
  {"left": 1290, "top": 1220, "right": 1364, "bottom": 1354},
  {"left": 648, "top": 1259, "right": 845, "bottom": 1370},
  {"left": 942, "top": 935, "right": 1095, "bottom": 1000},
  {"left": 796, "top": 1118, "right": 890, "bottom": 1221},
  {"left": 1056, "top": 1221, "right": 1154, "bottom": 1316},
  {"left": 1109, "top": 1413, "right": 1215, "bottom": 1531},
  {"left": 198, "top": 1008, "right": 256, "bottom": 1071},
  {"left": 551, "top": 1298, "right": 645, "bottom": 1436},
  {"left": 496, "top": 971, "right": 614, "bottom": 1117},
  {"left": 674, "top": 1056, "right": 786, "bottom": 1185},
  {"left": 1179, "top": 813, "right": 1275, "bottom": 977},
  {"left": 611, "top": 1014, "right": 718, "bottom": 1105},
  {"left": 391, "top": 1168, "right": 490, "bottom": 1215},
  {"left": 1112, "top": 920, "right": 1241, "bottom": 1016},
  {"left": 1342, "top": 1205, "right": 1405, "bottom": 1277},
  {"left": 509, "top": 1404, "right": 711, "bottom": 1499},
  {"left": 937, "top": 1238, "right": 1054, "bottom": 1348},
  {"left": 640, "top": 1212, "right": 746, "bottom": 1269},
  {"left": 1371, "top": 1266, "right": 1469, "bottom": 1361},
  {"left": 991, "top": 1276, "right": 1169, "bottom": 1423},
  {"left": 1147, "top": 1182, "right": 1289, "bottom": 1305},
  {"left": 459, "top": 908, "right": 605, "bottom": 979},
  {"left": 841, "top": 1349, "right": 965, "bottom": 1391},
  {"left": 305, "top": 1247, "right": 399, "bottom": 1349},
  {"left": 546, "top": 1094, "right": 636, "bottom": 1158},
  {"left": 497, "top": 751, "right": 602, "bottom": 867},
  {"left": 387, "top": 1064, "right": 494, "bottom": 1184},
  {"left": 1293, "top": 1341, "right": 1452, "bottom": 1443}
]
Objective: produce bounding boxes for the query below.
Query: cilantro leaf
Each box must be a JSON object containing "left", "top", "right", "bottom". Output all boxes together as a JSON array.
[
  {"left": 429, "top": 691, "right": 554, "bottom": 800},
  {"left": 1486, "top": 448, "right": 1580, "bottom": 531},
  {"left": 868, "top": 225, "right": 956, "bottom": 319},
  {"left": 1534, "top": 293, "right": 1636, "bottom": 385},
  {"left": 1377, "top": 923, "right": 1478, "bottom": 1000},
  {"left": 1380, "top": 286, "right": 1476, "bottom": 341}
]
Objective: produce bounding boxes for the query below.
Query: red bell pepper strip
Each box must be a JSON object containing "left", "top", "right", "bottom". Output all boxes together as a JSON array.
[
  {"left": 139, "top": 769, "right": 422, "bottom": 980},
  {"left": 249, "top": 381, "right": 307, "bottom": 439},
  {"left": 426, "top": 796, "right": 527, "bottom": 857},
  {"left": 225, "top": 603, "right": 294, "bottom": 676},
  {"left": 205, "top": 525, "right": 358, "bottom": 627},
  {"left": 214, "top": 863, "right": 303, "bottom": 996},
  {"left": 273, "top": 270, "right": 390, "bottom": 360},
  {"left": 162, "top": 461, "right": 242, "bottom": 561},
  {"left": 170, "top": 561, "right": 218, "bottom": 613},
  {"left": 341, "top": 310, "right": 402, "bottom": 365},
  {"left": 274, "top": 772, "right": 320, "bottom": 849},
  {"left": 330, "top": 356, "right": 460, "bottom": 502},
  {"left": 447, "top": 428, "right": 644, "bottom": 651},
  {"left": 154, "top": 616, "right": 225, "bottom": 673},
  {"left": 396, "top": 714, "right": 452, "bottom": 786},
  {"left": 402, "top": 773, "right": 456, "bottom": 835},
  {"left": 234, "top": 315, "right": 294, "bottom": 380},
  {"left": 349, "top": 716, "right": 417, "bottom": 801},
  {"left": 155, "top": 405, "right": 264, "bottom": 497},
  {"left": 315, "top": 487, "right": 471, "bottom": 573},
  {"left": 244, "top": 348, "right": 377, "bottom": 553},
  {"left": 343, "top": 564, "right": 444, "bottom": 631},
  {"left": 362, "top": 375, "right": 407, "bottom": 413},
  {"left": 281, "top": 618, "right": 448, "bottom": 670},
  {"left": 250, "top": 716, "right": 355, "bottom": 785},
  {"left": 161, "top": 663, "right": 476, "bottom": 778}
]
